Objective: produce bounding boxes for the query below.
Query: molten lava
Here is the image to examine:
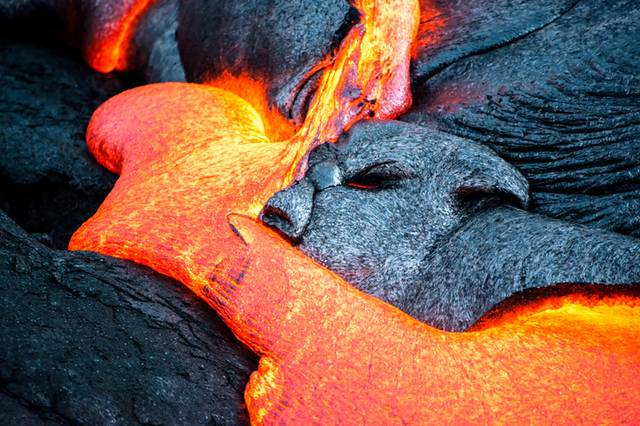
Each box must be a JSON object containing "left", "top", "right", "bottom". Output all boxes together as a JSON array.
[
  {"left": 205, "top": 73, "right": 298, "bottom": 143},
  {"left": 71, "top": 84, "right": 300, "bottom": 282},
  {"left": 82, "top": 0, "right": 158, "bottom": 73},
  {"left": 282, "top": 0, "right": 420, "bottom": 181},
  {"left": 203, "top": 0, "right": 420, "bottom": 183},
  {"left": 71, "top": 83, "right": 640, "bottom": 425},
  {"left": 71, "top": 0, "right": 640, "bottom": 424},
  {"left": 82, "top": 0, "right": 419, "bottom": 180}
]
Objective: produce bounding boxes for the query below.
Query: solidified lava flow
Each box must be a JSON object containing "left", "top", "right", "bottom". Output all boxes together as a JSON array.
[{"left": 70, "top": 0, "right": 640, "bottom": 424}]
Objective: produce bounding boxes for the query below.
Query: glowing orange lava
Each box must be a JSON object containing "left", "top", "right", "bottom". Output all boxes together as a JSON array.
[
  {"left": 280, "top": 0, "right": 419, "bottom": 181},
  {"left": 71, "top": 83, "right": 640, "bottom": 425},
  {"left": 82, "top": 0, "right": 157, "bottom": 73},
  {"left": 72, "top": 1, "right": 639, "bottom": 423},
  {"left": 469, "top": 283, "right": 640, "bottom": 332},
  {"left": 83, "top": 0, "right": 419, "bottom": 180},
  {"left": 71, "top": 84, "right": 300, "bottom": 279},
  {"left": 202, "top": 0, "right": 420, "bottom": 183},
  {"left": 206, "top": 73, "right": 298, "bottom": 143}
]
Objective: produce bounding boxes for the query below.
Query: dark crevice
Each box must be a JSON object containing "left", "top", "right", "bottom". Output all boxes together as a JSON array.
[{"left": 329, "top": 3, "right": 361, "bottom": 53}]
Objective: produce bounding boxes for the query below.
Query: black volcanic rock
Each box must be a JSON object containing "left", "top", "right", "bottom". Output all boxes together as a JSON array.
[
  {"left": 404, "top": 0, "right": 640, "bottom": 236},
  {"left": 0, "top": 33, "right": 128, "bottom": 249},
  {"left": 0, "top": 33, "right": 258, "bottom": 425},
  {"left": 0, "top": 210, "right": 258, "bottom": 425}
]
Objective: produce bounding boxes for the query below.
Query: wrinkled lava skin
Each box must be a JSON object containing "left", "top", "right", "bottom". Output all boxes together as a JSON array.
[
  {"left": 403, "top": 0, "right": 640, "bottom": 237},
  {"left": 4, "top": 0, "right": 639, "bottom": 422},
  {"left": 70, "top": 83, "right": 640, "bottom": 425},
  {"left": 262, "top": 120, "right": 640, "bottom": 332}
]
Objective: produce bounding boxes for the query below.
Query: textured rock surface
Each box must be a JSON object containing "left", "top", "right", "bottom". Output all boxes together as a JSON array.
[
  {"left": 0, "top": 34, "right": 126, "bottom": 249},
  {"left": 0, "top": 33, "right": 258, "bottom": 425},
  {"left": 404, "top": 0, "right": 640, "bottom": 236},
  {"left": 0, "top": 210, "right": 258, "bottom": 425},
  {"left": 177, "top": 0, "right": 355, "bottom": 124},
  {"left": 264, "top": 120, "right": 640, "bottom": 331},
  {"left": 2, "top": 0, "right": 640, "bottom": 421}
]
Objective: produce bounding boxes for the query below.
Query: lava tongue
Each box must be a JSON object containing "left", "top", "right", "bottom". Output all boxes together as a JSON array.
[{"left": 285, "top": 0, "right": 419, "bottom": 183}]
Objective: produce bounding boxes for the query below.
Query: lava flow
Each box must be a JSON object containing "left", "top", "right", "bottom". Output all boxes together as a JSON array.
[
  {"left": 70, "top": 82, "right": 640, "bottom": 425},
  {"left": 204, "top": 0, "right": 420, "bottom": 184},
  {"left": 70, "top": 0, "right": 640, "bottom": 424},
  {"left": 281, "top": 0, "right": 420, "bottom": 181},
  {"left": 81, "top": 0, "right": 158, "bottom": 73},
  {"left": 82, "top": 0, "right": 419, "bottom": 183}
]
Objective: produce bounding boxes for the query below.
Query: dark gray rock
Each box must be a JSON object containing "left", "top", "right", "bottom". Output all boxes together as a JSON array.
[
  {"left": 129, "top": 0, "right": 186, "bottom": 83},
  {"left": 0, "top": 34, "right": 128, "bottom": 249},
  {"left": 0, "top": 33, "right": 257, "bottom": 425},
  {"left": 404, "top": 0, "right": 640, "bottom": 236},
  {"left": 175, "top": 0, "right": 640, "bottom": 236},
  {"left": 0, "top": 209, "right": 258, "bottom": 425},
  {"left": 177, "top": 0, "right": 356, "bottom": 124},
  {"left": 411, "top": 0, "right": 579, "bottom": 81}
]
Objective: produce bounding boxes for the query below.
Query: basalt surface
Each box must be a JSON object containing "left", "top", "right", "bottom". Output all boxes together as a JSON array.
[
  {"left": 0, "top": 34, "right": 258, "bottom": 425},
  {"left": 404, "top": 0, "right": 640, "bottom": 236},
  {"left": 0, "top": 34, "right": 123, "bottom": 249}
]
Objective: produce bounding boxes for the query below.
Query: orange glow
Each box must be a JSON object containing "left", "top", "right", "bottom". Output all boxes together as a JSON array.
[
  {"left": 81, "top": 0, "right": 419, "bottom": 181},
  {"left": 82, "top": 0, "right": 157, "bottom": 73},
  {"left": 71, "top": 83, "right": 301, "bottom": 276},
  {"left": 202, "top": 1, "right": 420, "bottom": 183},
  {"left": 71, "top": 83, "right": 640, "bottom": 424},
  {"left": 470, "top": 283, "right": 640, "bottom": 332},
  {"left": 233, "top": 216, "right": 640, "bottom": 424},
  {"left": 206, "top": 73, "right": 298, "bottom": 143},
  {"left": 413, "top": 0, "right": 449, "bottom": 59},
  {"left": 283, "top": 0, "right": 420, "bottom": 181},
  {"left": 72, "top": 1, "right": 639, "bottom": 423}
]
